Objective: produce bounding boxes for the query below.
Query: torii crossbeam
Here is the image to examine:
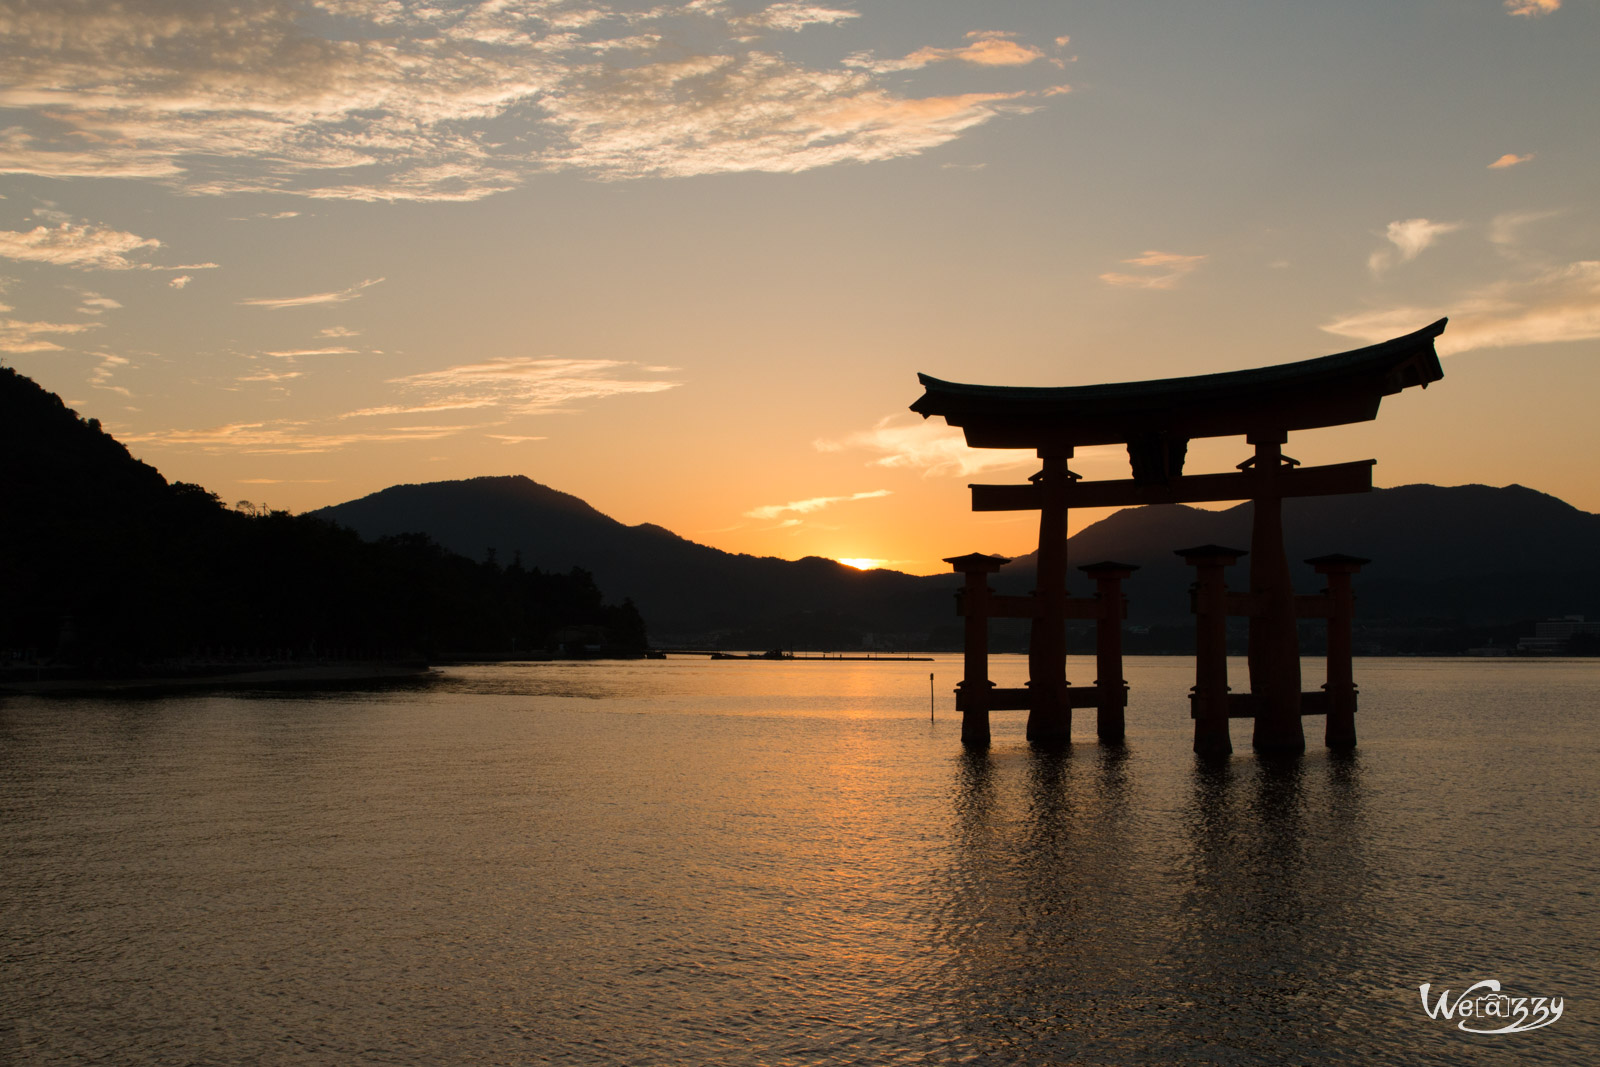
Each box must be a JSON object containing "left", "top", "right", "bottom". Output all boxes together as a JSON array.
[{"left": 913, "top": 318, "right": 1446, "bottom": 754}]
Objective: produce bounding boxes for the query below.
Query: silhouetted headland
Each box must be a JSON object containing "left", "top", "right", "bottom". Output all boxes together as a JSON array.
[{"left": 0, "top": 367, "right": 647, "bottom": 682}]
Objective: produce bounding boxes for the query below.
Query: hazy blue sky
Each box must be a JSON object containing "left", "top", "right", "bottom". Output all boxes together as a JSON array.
[{"left": 3, "top": 0, "right": 1595, "bottom": 572}]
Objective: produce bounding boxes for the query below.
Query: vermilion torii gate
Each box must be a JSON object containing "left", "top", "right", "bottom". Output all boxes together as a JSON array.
[{"left": 913, "top": 318, "right": 1447, "bottom": 755}]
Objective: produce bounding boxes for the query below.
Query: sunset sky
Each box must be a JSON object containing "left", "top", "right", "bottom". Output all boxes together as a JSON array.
[{"left": 3, "top": 0, "right": 1596, "bottom": 575}]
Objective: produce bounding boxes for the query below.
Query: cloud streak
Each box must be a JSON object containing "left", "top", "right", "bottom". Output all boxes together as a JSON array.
[
  {"left": 1323, "top": 260, "right": 1600, "bottom": 355},
  {"left": 389, "top": 357, "right": 680, "bottom": 412},
  {"left": 340, "top": 400, "right": 500, "bottom": 418},
  {"left": 1488, "top": 152, "right": 1533, "bottom": 169},
  {"left": 540, "top": 53, "right": 1045, "bottom": 179},
  {"left": 1489, "top": 209, "right": 1559, "bottom": 246},
  {"left": 745, "top": 489, "right": 892, "bottom": 520},
  {"left": 0, "top": 316, "right": 100, "bottom": 353},
  {"left": 239, "top": 278, "right": 385, "bottom": 309},
  {"left": 735, "top": 4, "right": 859, "bottom": 32},
  {"left": 816, "top": 416, "right": 1036, "bottom": 478},
  {"left": 129, "top": 355, "right": 681, "bottom": 455},
  {"left": 1100, "top": 249, "right": 1207, "bottom": 290},
  {"left": 263, "top": 347, "right": 360, "bottom": 358},
  {"left": 118, "top": 420, "right": 480, "bottom": 455},
  {"left": 0, "top": 222, "right": 158, "bottom": 269},
  {"left": 1505, "top": 0, "right": 1559, "bottom": 16},
  {"left": 848, "top": 32, "right": 1048, "bottom": 73},
  {"left": 87, "top": 352, "right": 132, "bottom": 395},
  {"left": 0, "top": 1, "right": 1066, "bottom": 200}
]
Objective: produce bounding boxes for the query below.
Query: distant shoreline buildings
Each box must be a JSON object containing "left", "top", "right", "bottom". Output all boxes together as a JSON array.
[{"left": 1516, "top": 615, "right": 1600, "bottom": 654}]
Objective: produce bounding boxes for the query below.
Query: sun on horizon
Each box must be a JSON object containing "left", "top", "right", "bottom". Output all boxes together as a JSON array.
[{"left": 836, "top": 558, "right": 887, "bottom": 571}]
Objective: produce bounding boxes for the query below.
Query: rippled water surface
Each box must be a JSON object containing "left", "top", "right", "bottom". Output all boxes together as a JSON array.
[{"left": 3, "top": 656, "right": 1596, "bottom": 1065}]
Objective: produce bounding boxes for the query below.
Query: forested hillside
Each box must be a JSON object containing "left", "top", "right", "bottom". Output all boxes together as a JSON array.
[{"left": 0, "top": 368, "right": 645, "bottom": 666}]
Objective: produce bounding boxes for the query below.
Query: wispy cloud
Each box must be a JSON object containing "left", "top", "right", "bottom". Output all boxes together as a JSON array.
[
  {"left": 237, "top": 478, "right": 331, "bottom": 485},
  {"left": 849, "top": 31, "right": 1048, "bottom": 73},
  {"left": 1367, "top": 218, "right": 1460, "bottom": 274},
  {"left": 1488, "top": 152, "right": 1534, "bottom": 169},
  {"left": 0, "top": 316, "right": 99, "bottom": 353},
  {"left": 87, "top": 352, "right": 132, "bottom": 395},
  {"left": 239, "top": 278, "right": 385, "bottom": 309},
  {"left": 263, "top": 347, "right": 360, "bottom": 358},
  {"left": 1505, "top": 0, "right": 1559, "bottom": 16},
  {"left": 389, "top": 357, "right": 680, "bottom": 412},
  {"left": 485, "top": 433, "right": 548, "bottom": 444},
  {"left": 340, "top": 400, "right": 499, "bottom": 418},
  {"left": 1323, "top": 260, "right": 1600, "bottom": 355},
  {"left": 1100, "top": 249, "right": 1207, "bottom": 290},
  {"left": 745, "top": 488, "right": 892, "bottom": 520},
  {"left": 77, "top": 293, "right": 122, "bottom": 315},
  {"left": 236, "top": 369, "right": 304, "bottom": 383},
  {"left": 0, "top": 222, "right": 158, "bottom": 269},
  {"left": 816, "top": 416, "right": 1036, "bottom": 478},
  {"left": 734, "top": 4, "right": 859, "bottom": 32},
  {"left": 168, "top": 274, "right": 191, "bottom": 289},
  {"left": 1489, "top": 209, "right": 1559, "bottom": 247},
  {"left": 118, "top": 420, "right": 480, "bottom": 455},
  {"left": 541, "top": 54, "right": 1046, "bottom": 179},
  {"left": 0, "top": 2, "right": 1065, "bottom": 200}
]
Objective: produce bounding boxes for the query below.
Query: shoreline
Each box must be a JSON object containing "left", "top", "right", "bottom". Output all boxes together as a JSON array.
[{"left": 0, "top": 660, "right": 436, "bottom": 696}]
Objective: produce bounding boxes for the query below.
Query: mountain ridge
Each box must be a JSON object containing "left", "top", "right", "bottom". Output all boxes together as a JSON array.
[
  {"left": 311, "top": 474, "right": 950, "bottom": 642},
  {"left": 314, "top": 474, "right": 1600, "bottom": 644}
]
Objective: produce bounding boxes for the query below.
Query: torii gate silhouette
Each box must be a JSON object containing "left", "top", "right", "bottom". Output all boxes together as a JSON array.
[{"left": 913, "top": 319, "right": 1446, "bottom": 756}]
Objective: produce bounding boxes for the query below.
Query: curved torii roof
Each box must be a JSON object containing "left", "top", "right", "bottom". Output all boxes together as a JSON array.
[{"left": 911, "top": 319, "right": 1447, "bottom": 450}]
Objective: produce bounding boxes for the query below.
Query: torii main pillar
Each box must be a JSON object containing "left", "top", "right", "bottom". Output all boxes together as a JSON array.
[
  {"left": 1026, "top": 450, "right": 1072, "bottom": 744},
  {"left": 1244, "top": 431, "right": 1304, "bottom": 754}
]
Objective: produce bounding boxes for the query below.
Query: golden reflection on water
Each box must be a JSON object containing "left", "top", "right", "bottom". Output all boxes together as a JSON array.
[{"left": 1, "top": 656, "right": 1596, "bottom": 1065}]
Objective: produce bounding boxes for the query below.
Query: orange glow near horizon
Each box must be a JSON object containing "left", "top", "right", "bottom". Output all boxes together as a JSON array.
[{"left": 1, "top": 1, "right": 1595, "bottom": 577}]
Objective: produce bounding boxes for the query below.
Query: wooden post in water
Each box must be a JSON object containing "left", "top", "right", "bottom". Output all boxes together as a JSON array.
[
  {"left": 1079, "top": 561, "right": 1138, "bottom": 744},
  {"left": 1027, "top": 450, "right": 1073, "bottom": 746},
  {"left": 1307, "top": 554, "right": 1367, "bottom": 749},
  {"left": 1180, "top": 545, "right": 1247, "bottom": 758},
  {"left": 946, "top": 552, "right": 1009, "bottom": 748},
  {"left": 1244, "top": 432, "right": 1305, "bottom": 755}
]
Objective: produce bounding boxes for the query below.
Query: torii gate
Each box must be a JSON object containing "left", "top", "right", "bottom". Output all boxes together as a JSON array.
[{"left": 912, "top": 319, "right": 1446, "bottom": 755}]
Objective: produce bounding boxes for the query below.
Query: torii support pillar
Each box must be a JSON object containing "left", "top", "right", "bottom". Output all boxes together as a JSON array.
[
  {"left": 1026, "top": 451, "right": 1073, "bottom": 746},
  {"left": 1079, "top": 561, "right": 1138, "bottom": 744},
  {"left": 1245, "top": 432, "right": 1306, "bottom": 755},
  {"left": 1180, "top": 545, "right": 1247, "bottom": 759},
  {"left": 1307, "top": 553, "right": 1367, "bottom": 750},
  {"left": 946, "top": 552, "right": 1010, "bottom": 748}
]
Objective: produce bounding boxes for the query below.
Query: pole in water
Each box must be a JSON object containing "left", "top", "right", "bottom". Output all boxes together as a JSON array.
[{"left": 930, "top": 672, "right": 935, "bottom": 721}]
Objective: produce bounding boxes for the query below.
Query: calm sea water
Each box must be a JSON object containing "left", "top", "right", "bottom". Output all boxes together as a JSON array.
[{"left": 2, "top": 656, "right": 1596, "bottom": 1065}]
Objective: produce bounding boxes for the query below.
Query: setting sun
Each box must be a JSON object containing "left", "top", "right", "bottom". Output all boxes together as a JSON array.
[{"left": 836, "top": 558, "right": 887, "bottom": 570}]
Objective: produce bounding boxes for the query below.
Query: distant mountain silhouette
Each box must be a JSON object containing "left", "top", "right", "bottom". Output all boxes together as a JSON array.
[
  {"left": 1001, "top": 485, "right": 1600, "bottom": 624},
  {"left": 315, "top": 475, "right": 1600, "bottom": 643},
  {"left": 312, "top": 476, "right": 954, "bottom": 643}
]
